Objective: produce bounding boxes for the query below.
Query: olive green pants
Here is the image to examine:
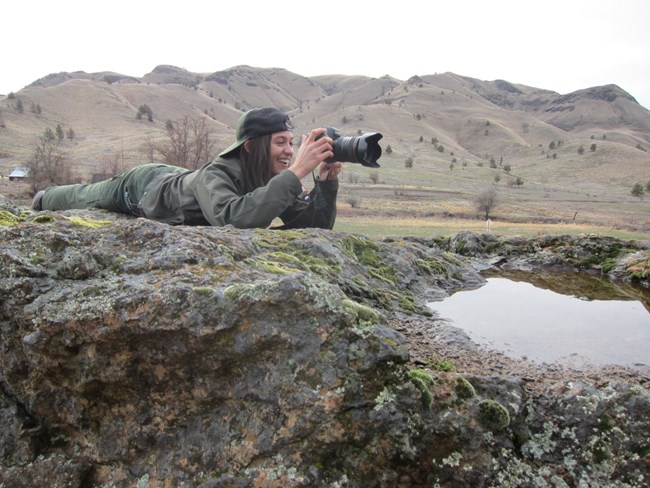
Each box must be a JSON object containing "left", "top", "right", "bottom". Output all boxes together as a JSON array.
[{"left": 41, "top": 164, "right": 186, "bottom": 216}]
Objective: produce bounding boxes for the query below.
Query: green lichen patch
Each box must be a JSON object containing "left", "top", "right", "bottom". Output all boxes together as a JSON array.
[
  {"left": 343, "top": 235, "right": 396, "bottom": 285},
  {"left": 0, "top": 209, "right": 23, "bottom": 226},
  {"left": 192, "top": 286, "right": 214, "bottom": 296},
  {"left": 65, "top": 216, "right": 113, "bottom": 228},
  {"left": 477, "top": 399, "right": 510, "bottom": 431},
  {"left": 252, "top": 229, "right": 307, "bottom": 249},
  {"left": 244, "top": 257, "right": 300, "bottom": 275}
]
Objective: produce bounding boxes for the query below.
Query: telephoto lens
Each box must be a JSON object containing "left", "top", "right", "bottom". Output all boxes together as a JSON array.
[{"left": 320, "top": 127, "right": 383, "bottom": 168}]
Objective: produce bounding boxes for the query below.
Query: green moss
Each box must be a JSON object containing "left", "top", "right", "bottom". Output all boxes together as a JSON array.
[
  {"left": 109, "top": 255, "right": 128, "bottom": 272},
  {"left": 223, "top": 283, "right": 256, "bottom": 301},
  {"left": 267, "top": 250, "right": 341, "bottom": 275},
  {"left": 81, "top": 285, "right": 102, "bottom": 296},
  {"left": 477, "top": 400, "right": 510, "bottom": 431},
  {"left": 455, "top": 377, "right": 476, "bottom": 400},
  {"left": 351, "top": 276, "right": 368, "bottom": 287},
  {"left": 410, "top": 376, "right": 433, "bottom": 409},
  {"left": 409, "top": 369, "right": 434, "bottom": 385},
  {"left": 398, "top": 291, "right": 417, "bottom": 312},
  {"left": 592, "top": 439, "right": 612, "bottom": 463},
  {"left": 245, "top": 257, "right": 300, "bottom": 275},
  {"left": 32, "top": 214, "right": 56, "bottom": 223},
  {"left": 65, "top": 216, "right": 113, "bottom": 228},
  {"left": 597, "top": 413, "right": 612, "bottom": 432},
  {"left": 192, "top": 286, "right": 214, "bottom": 296},
  {"left": 601, "top": 257, "right": 617, "bottom": 273},
  {"left": 633, "top": 443, "right": 650, "bottom": 458},
  {"left": 28, "top": 254, "right": 45, "bottom": 265},
  {"left": 342, "top": 299, "right": 380, "bottom": 326},
  {"left": 578, "top": 254, "right": 602, "bottom": 268},
  {"left": 626, "top": 253, "right": 650, "bottom": 281},
  {"left": 442, "top": 251, "right": 464, "bottom": 267},
  {"left": 0, "top": 209, "right": 22, "bottom": 226},
  {"left": 429, "top": 357, "right": 454, "bottom": 372},
  {"left": 343, "top": 235, "right": 396, "bottom": 285},
  {"left": 416, "top": 257, "right": 447, "bottom": 275},
  {"left": 252, "top": 229, "right": 306, "bottom": 249}
]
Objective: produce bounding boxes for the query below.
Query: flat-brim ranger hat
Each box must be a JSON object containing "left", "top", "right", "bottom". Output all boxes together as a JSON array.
[{"left": 219, "top": 107, "right": 292, "bottom": 157}]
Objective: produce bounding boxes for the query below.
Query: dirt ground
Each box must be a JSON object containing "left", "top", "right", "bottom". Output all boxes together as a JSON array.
[
  {"left": 0, "top": 179, "right": 32, "bottom": 206},
  {"left": 394, "top": 314, "right": 650, "bottom": 397}
]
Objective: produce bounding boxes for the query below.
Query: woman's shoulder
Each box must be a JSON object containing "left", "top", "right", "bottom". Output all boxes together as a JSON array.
[{"left": 199, "top": 156, "right": 242, "bottom": 177}]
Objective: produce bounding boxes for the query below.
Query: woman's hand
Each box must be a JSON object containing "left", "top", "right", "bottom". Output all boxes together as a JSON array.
[
  {"left": 318, "top": 161, "right": 342, "bottom": 180},
  {"left": 289, "top": 128, "right": 334, "bottom": 180}
]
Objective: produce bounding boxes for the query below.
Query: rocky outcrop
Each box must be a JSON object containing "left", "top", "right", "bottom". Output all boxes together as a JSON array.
[{"left": 1, "top": 201, "right": 649, "bottom": 487}]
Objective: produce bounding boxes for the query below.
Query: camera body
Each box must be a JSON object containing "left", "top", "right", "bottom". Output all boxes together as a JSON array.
[{"left": 320, "top": 127, "right": 383, "bottom": 168}]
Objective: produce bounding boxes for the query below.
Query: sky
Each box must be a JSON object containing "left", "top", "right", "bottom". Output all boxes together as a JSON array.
[{"left": 3, "top": 0, "right": 650, "bottom": 110}]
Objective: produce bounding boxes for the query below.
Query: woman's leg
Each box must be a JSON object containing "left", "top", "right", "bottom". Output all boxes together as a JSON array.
[{"left": 41, "top": 164, "right": 184, "bottom": 215}]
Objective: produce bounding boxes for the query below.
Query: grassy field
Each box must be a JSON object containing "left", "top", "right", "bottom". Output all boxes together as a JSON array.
[{"left": 333, "top": 215, "right": 650, "bottom": 241}]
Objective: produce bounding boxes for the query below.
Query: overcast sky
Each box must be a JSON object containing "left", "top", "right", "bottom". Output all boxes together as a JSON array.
[{"left": 4, "top": 0, "right": 650, "bottom": 110}]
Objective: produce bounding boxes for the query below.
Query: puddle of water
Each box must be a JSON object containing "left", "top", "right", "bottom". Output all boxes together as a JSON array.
[{"left": 428, "top": 271, "right": 650, "bottom": 368}]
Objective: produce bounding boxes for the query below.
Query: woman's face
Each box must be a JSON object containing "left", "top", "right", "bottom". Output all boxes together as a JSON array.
[{"left": 269, "top": 131, "right": 294, "bottom": 175}]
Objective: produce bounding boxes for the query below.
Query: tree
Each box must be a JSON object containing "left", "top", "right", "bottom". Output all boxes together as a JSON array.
[
  {"left": 473, "top": 186, "right": 498, "bottom": 220},
  {"left": 631, "top": 183, "right": 644, "bottom": 199},
  {"left": 404, "top": 157, "right": 413, "bottom": 168},
  {"left": 26, "top": 130, "right": 73, "bottom": 194},
  {"left": 140, "top": 136, "right": 158, "bottom": 164},
  {"left": 577, "top": 145, "right": 585, "bottom": 155},
  {"left": 385, "top": 144, "right": 392, "bottom": 154},
  {"left": 590, "top": 143, "right": 597, "bottom": 152},
  {"left": 137, "top": 104, "right": 154, "bottom": 122},
  {"left": 154, "top": 116, "right": 218, "bottom": 169}
]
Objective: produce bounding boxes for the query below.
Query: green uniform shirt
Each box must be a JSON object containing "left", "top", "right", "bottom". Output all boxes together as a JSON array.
[{"left": 139, "top": 156, "right": 338, "bottom": 229}]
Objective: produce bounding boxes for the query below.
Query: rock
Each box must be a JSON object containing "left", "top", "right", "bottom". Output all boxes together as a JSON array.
[{"left": 1, "top": 200, "right": 649, "bottom": 487}]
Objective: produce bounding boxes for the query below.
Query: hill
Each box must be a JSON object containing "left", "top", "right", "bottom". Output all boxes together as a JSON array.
[{"left": 1, "top": 65, "right": 649, "bottom": 232}]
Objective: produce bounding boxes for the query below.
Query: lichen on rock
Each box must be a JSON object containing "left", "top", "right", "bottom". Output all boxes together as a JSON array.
[{"left": 1, "top": 199, "right": 649, "bottom": 487}]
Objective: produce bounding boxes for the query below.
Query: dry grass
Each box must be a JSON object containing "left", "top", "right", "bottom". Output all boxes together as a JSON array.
[{"left": 333, "top": 215, "right": 650, "bottom": 241}]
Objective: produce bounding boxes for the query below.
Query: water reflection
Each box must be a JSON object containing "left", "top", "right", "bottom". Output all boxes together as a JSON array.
[{"left": 428, "top": 271, "right": 650, "bottom": 368}]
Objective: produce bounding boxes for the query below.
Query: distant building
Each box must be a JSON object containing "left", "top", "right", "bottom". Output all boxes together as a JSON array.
[{"left": 8, "top": 167, "right": 29, "bottom": 181}]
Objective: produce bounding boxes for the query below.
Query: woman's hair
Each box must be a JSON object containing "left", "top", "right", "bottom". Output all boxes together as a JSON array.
[{"left": 237, "top": 134, "right": 273, "bottom": 193}]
